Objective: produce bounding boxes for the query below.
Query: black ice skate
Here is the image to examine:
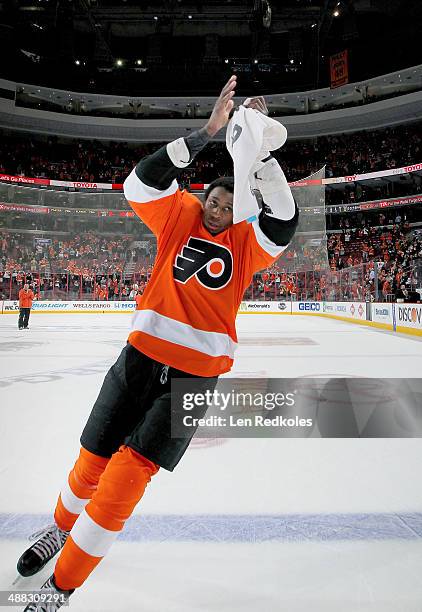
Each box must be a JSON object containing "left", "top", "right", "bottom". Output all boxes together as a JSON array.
[
  {"left": 22, "top": 574, "right": 74, "bottom": 611},
  {"left": 17, "top": 524, "right": 69, "bottom": 577}
]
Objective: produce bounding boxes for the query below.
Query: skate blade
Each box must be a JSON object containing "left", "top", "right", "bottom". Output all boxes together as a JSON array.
[
  {"left": 11, "top": 560, "right": 55, "bottom": 590},
  {"left": 12, "top": 573, "right": 26, "bottom": 587}
]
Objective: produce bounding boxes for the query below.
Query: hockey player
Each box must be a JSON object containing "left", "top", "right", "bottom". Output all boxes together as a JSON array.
[{"left": 16, "top": 75, "right": 298, "bottom": 610}]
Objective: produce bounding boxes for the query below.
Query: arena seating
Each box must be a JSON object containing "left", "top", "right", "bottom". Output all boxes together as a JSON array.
[
  {"left": 1, "top": 220, "right": 420, "bottom": 302},
  {"left": 1, "top": 122, "right": 421, "bottom": 303},
  {"left": 1, "top": 122, "right": 421, "bottom": 204}
]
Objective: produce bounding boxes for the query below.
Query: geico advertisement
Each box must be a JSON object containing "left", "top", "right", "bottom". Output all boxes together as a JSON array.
[
  {"left": 292, "top": 302, "right": 322, "bottom": 313},
  {"left": 396, "top": 304, "right": 422, "bottom": 328},
  {"left": 238, "top": 301, "right": 290, "bottom": 313},
  {"left": 334, "top": 302, "right": 366, "bottom": 319},
  {"left": 371, "top": 303, "right": 393, "bottom": 323}
]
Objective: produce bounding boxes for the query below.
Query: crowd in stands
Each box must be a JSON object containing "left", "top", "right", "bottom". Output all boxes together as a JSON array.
[
  {"left": 0, "top": 231, "right": 137, "bottom": 273},
  {"left": 1, "top": 119, "right": 421, "bottom": 303},
  {"left": 1, "top": 122, "right": 422, "bottom": 206},
  {"left": 327, "top": 206, "right": 422, "bottom": 301},
  {"left": 0, "top": 138, "right": 148, "bottom": 186},
  {"left": 240, "top": 227, "right": 420, "bottom": 303},
  {"left": 327, "top": 207, "right": 421, "bottom": 231},
  {"left": 324, "top": 178, "right": 421, "bottom": 206},
  {"left": 0, "top": 209, "right": 420, "bottom": 302},
  {"left": 0, "top": 230, "right": 155, "bottom": 299},
  {"left": 274, "top": 123, "right": 422, "bottom": 181},
  {"left": 327, "top": 210, "right": 419, "bottom": 268}
]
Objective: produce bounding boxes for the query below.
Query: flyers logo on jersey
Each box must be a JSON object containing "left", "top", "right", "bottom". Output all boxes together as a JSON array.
[{"left": 173, "top": 237, "right": 233, "bottom": 290}]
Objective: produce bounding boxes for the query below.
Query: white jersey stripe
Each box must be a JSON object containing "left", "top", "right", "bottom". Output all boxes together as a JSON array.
[
  {"left": 123, "top": 167, "right": 178, "bottom": 203},
  {"left": 131, "top": 309, "right": 237, "bottom": 359},
  {"left": 71, "top": 510, "right": 119, "bottom": 558},
  {"left": 60, "top": 479, "right": 90, "bottom": 515}
]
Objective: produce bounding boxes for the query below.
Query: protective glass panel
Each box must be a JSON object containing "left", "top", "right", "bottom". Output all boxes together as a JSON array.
[{"left": 277, "top": 167, "right": 328, "bottom": 272}]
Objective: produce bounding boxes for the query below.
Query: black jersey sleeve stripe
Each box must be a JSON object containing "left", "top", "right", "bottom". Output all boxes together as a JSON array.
[
  {"left": 135, "top": 128, "right": 211, "bottom": 191},
  {"left": 258, "top": 201, "right": 299, "bottom": 247},
  {"left": 135, "top": 146, "right": 178, "bottom": 191}
]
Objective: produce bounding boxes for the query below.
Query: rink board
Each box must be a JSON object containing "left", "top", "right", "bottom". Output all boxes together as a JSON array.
[{"left": 1, "top": 299, "right": 421, "bottom": 336}]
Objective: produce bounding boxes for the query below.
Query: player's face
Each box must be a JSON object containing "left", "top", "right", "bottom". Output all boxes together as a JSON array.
[{"left": 202, "top": 187, "right": 234, "bottom": 235}]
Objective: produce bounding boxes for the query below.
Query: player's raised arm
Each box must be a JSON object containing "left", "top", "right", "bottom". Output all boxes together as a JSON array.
[
  {"left": 204, "top": 74, "right": 237, "bottom": 137},
  {"left": 123, "top": 75, "right": 237, "bottom": 201}
]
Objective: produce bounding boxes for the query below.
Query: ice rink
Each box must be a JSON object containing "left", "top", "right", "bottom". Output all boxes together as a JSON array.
[{"left": 1, "top": 312, "right": 422, "bottom": 611}]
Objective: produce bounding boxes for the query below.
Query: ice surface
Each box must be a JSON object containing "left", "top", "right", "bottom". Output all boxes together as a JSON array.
[{"left": 0, "top": 313, "right": 421, "bottom": 611}]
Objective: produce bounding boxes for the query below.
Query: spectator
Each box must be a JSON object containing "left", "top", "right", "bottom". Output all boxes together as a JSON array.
[{"left": 18, "top": 283, "right": 35, "bottom": 330}]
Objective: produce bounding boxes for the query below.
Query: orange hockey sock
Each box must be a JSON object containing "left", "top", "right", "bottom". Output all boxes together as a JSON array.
[
  {"left": 54, "top": 447, "right": 110, "bottom": 532},
  {"left": 54, "top": 445, "right": 159, "bottom": 590}
]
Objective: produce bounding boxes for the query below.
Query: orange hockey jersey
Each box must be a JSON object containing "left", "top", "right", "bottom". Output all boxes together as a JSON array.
[
  {"left": 123, "top": 170, "right": 287, "bottom": 376},
  {"left": 19, "top": 288, "right": 35, "bottom": 308}
]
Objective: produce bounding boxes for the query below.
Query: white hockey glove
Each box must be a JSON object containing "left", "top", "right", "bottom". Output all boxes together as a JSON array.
[{"left": 253, "top": 156, "right": 296, "bottom": 220}]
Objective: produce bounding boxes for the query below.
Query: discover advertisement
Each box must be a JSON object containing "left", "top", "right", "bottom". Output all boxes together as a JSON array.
[{"left": 395, "top": 303, "right": 422, "bottom": 333}]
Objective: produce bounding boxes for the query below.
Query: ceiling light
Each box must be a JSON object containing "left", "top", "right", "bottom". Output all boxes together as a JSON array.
[{"left": 333, "top": 9, "right": 340, "bottom": 16}]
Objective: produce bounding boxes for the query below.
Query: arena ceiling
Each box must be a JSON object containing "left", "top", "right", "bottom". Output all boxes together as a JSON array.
[{"left": 0, "top": 0, "right": 421, "bottom": 95}]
